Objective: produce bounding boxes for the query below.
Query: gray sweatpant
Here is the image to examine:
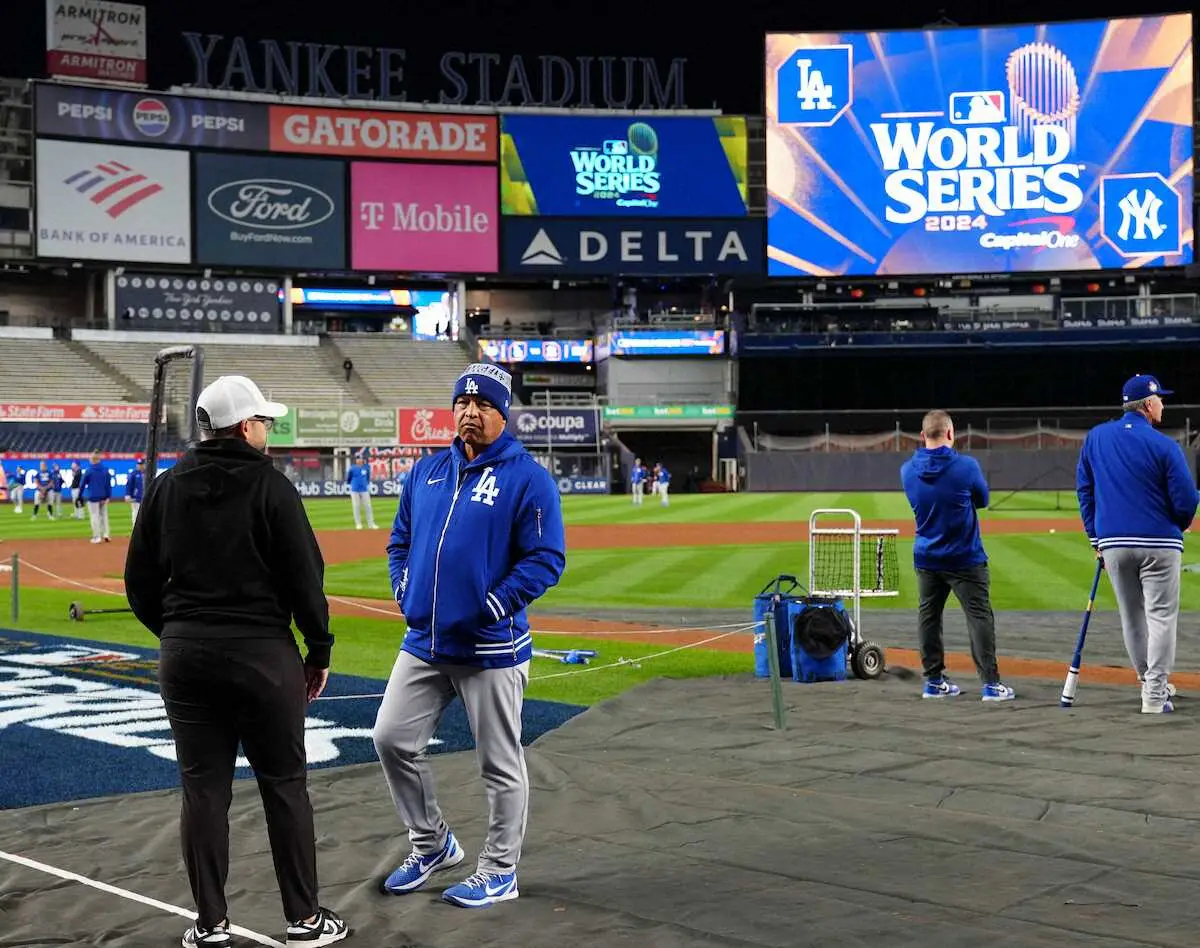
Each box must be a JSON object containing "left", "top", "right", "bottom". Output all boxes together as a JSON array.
[
  {"left": 372, "top": 649, "right": 530, "bottom": 875},
  {"left": 1103, "top": 546, "right": 1182, "bottom": 702}
]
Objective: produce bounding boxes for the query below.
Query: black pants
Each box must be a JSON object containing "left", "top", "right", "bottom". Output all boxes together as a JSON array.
[
  {"left": 158, "top": 636, "right": 318, "bottom": 927},
  {"left": 916, "top": 565, "right": 999, "bottom": 685}
]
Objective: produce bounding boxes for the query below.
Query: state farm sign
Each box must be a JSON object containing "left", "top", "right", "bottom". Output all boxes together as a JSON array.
[
  {"left": 397, "top": 408, "right": 456, "bottom": 446},
  {"left": 269, "top": 106, "right": 497, "bottom": 161},
  {"left": 0, "top": 402, "right": 151, "bottom": 422}
]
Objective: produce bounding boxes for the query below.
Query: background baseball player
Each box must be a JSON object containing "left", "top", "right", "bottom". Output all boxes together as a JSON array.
[
  {"left": 126, "top": 457, "right": 145, "bottom": 529},
  {"left": 1076, "top": 374, "right": 1199, "bottom": 714},
  {"left": 79, "top": 450, "right": 112, "bottom": 543},
  {"left": 656, "top": 462, "right": 672, "bottom": 506},
  {"left": 630, "top": 457, "right": 647, "bottom": 505},
  {"left": 346, "top": 450, "right": 378, "bottom": 530},
  {"left": 32, "top": 462, "right": 52, "bottom": 520}
]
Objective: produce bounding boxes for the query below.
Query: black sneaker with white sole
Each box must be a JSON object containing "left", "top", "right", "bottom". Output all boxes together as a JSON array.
[
  {"left": 182, "top": 918, "right": 232, "bottom": 947},
  {"left": 285, "top": 907, "right": 350, "bottom": 946}
]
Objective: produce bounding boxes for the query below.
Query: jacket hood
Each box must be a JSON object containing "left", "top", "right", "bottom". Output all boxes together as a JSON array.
[
  {"left": 451, "top": 430, "right": 524, "bottom": 468},
  {"left": 172, "top": 439, "right": 273, "bottom": 506},
  {"left": 910, "top": 445, "right": 957, "bottom": 481}
]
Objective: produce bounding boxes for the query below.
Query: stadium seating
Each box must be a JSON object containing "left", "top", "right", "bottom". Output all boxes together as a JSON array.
[
  {"left": 0, "top": 338, "right": 134, "bottom": 402},
  {"left": 326, "top": 333, "right": 473, "bottom": 406},
  {"left": 79, "top": 338, "right": 356, "bottom": 408},
  {"left": 0, "top": 427, "right": 183, "bottom": 454}
]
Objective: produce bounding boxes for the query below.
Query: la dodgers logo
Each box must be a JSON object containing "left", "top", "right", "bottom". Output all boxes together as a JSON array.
[
  {"left": 464, "top": 378, "right": 479, "bottom": 395},
  {"left": 471, "top": 467, "right": 500, "bottom": 506}
]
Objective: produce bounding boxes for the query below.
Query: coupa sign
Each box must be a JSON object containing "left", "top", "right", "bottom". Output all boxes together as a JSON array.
[{"left": 508, "top": 407, "right": 599, "bottom": 446}]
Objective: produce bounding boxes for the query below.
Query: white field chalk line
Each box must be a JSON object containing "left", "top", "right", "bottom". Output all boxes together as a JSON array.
[
  {"left": 0, "top": 849, "right": 286, "bottom": 948},
  {"left": 314, "top": 624, "right": 754, "bottom": 700},
  {"left": 16, "top": 569, "right": 752, "bottom": 641},
  {"left": 16, "top": 559, "right": 121, "bottom": 598}
]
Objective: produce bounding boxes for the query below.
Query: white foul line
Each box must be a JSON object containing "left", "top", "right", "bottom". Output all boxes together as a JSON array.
[{"left": 0, "top": 849, "right": 285, "bottom": 948}]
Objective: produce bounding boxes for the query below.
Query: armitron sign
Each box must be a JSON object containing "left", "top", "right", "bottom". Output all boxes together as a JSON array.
[
  {"left": 46, "top": 0, "right": 147, "bottom": 85},
  {"left": 0, "top": 402, "right": 151, "bottom": 422}
]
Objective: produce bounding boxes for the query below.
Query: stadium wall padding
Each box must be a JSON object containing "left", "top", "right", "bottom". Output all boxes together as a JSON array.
[{"left": 744, "top": 449, "right": 1199, "bottom": 493}]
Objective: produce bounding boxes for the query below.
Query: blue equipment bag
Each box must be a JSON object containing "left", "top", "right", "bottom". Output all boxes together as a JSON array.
[
  {"left": 789, "top": 596, "right": 852, "bottom": 683},
  {"left": 753, "top": 574, "right": 804, "bottom": 679}
]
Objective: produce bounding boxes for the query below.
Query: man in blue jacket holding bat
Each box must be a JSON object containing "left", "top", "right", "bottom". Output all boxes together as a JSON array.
[
  {"left": 901, "top": 410, "right": 1015, "bottom": 703},
  {"left": 1076, "top": 374, "right": 1199, "bottom": 714},
  {"left": 375, "top": 362, "right": 566, "bottom": 909}
]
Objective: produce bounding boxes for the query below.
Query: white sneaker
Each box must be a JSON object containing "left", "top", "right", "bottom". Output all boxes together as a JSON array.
[{"left": 90, "top": 537, "right": 102, "bottom": 544}]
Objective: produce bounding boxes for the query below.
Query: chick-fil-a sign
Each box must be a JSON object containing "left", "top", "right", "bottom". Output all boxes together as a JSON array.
[{"left": 351, "top": 162, "right": 498, "bottom": 273}]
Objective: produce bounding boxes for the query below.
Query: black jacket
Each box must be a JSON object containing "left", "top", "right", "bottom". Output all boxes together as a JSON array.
[{"left": 124, "top": 438, "right": 334, "bottom": 669}]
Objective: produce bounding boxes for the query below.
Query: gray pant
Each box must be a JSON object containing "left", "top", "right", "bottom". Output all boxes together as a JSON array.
[
  {"left": 350, "top": 490, "right": 375, "bottom": 528},
  {"left": 1103, "top": 546, "right": 1181, "bottom": 702},
  {"left": 372, "top": 649, "right": 530, "bottom": 875},
  {"left": 916, "top": 565, "right": 1000, "bottom": 684}
]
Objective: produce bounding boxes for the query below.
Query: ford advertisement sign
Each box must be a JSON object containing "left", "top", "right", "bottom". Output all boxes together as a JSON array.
[
  {"left": 194, "top": 153, "right": 346, "bottom": 269},
  {"left": 508, "top": 407, "right": 599, "bottom": 446}
]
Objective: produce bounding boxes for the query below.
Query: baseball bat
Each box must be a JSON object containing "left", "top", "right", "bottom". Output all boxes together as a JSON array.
[{"left": 1060, "top": 554, "right": 1105, "bottom": 708}]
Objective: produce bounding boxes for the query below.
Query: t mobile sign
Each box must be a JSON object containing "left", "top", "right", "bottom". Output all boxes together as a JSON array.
[{"left": 351, "top": 162, "right": 498, "bottom": 274}]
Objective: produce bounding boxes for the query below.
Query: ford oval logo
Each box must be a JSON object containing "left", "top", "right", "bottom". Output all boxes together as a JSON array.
[{"left": 207, "top": 178, "right": 335, "bottom": 231}]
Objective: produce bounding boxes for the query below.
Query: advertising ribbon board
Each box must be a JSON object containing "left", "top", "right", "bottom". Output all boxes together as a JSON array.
[
  {"left": 269, "top": 407, "right": 397, "bottom": 446},
  {"left": 270, "top": 106, "right": 498, "bottom": 162},
  {"left": 0, "top": 402, "right": 151, "bottom": 422},
  {"left": 508, "top": 407, "right": 600, "bottom": 446},
  {"left": 603, "top": 405, "right": 733, "bottom": 420},
  {"left": 396, "top": 408, "right": 457, "bottom": 447}
]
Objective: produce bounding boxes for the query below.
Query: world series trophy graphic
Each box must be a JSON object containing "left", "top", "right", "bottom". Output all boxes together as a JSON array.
[{"left": 1005, "top": 42, "right": 1081, "bottom": 151}]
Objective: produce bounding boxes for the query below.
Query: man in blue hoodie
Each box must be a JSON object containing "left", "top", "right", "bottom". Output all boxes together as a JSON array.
[
  {"left": 375, "top": 362, "right": 566, "bottom": 909},
  {"left": 901, "top": 410, "right": 1015, "bottom": 702},
  {"left": 1076, "top": 374, "right": 1199, "bottom": 714}
]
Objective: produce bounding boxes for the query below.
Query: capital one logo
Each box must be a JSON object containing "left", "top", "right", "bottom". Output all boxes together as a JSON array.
[
  {"left": 1100, "top": 174, "right": 1182, "bottom": 259},
  {"left": 775, "top": 44, "right": 853, "bottom": 127}
]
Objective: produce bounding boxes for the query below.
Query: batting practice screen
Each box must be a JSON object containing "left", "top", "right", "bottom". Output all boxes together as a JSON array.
[{"left": 765, "top": 13, "right": 1194, "bottom": 277}]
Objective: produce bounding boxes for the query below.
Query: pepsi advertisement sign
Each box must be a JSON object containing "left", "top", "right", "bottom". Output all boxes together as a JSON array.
[
  {"left": 479, "top": 338, "right": 594, "bottom": 364},
  {"left": 35, "top": 82, "right": 269, "bottom": 150},
  {"left": 501, "top": 115, "right": 748, "bottom": 217},
  {"left": 766, "top": 13, "right": 1194, "bottom": 276}
]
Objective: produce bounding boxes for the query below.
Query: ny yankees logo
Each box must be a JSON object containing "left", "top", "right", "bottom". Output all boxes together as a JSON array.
[
  {"left": 471, "top": 467, "right": 500, "bottom": 506},
  {"left": 1116, "top": 188, "right": 1166, "bottom": 242},
  {"left": 464, "top": 379, "right": 479, "bottom": 395}
]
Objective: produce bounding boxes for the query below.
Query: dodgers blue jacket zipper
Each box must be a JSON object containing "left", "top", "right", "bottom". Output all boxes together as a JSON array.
[{"left": 386, "top": 431, "right": 567, "bottom": 668}]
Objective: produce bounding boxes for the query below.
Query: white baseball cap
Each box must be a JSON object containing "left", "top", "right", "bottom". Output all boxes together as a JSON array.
[{"left": 195, "top": 375, "right": 288, "bottom": 430}]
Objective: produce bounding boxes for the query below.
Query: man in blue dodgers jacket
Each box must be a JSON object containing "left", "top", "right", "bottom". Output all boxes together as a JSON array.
[
  {"left": 374, "top": 362, "right": 566, "bottom": 909},
  {"left": 901, "top": 410, "right": 1015, "bottom": 702},
  {"left": 1077, "top": 374, "right": 1200, "bottom": 714}
]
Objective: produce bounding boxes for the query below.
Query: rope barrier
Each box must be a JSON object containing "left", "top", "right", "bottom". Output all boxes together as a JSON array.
[{"left": 16, "top": 559, "right": 122, "bottom": 598}]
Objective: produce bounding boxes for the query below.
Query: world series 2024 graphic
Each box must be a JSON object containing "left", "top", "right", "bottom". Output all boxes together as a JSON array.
[{"left": 765, "top": 14, "right": 1194, "bottom": 277}]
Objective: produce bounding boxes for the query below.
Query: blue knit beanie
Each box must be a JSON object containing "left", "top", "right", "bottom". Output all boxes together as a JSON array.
[{"left": 452, "top": 363, "right": 512, "bottom": 419}]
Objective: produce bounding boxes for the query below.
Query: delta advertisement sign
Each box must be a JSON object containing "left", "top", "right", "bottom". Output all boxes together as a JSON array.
[
  {"left": 351, "top": 162, "right": 498, "bottom": 273},
  {"left": 765, "top": 13, "right": 1194, "bottom": 276},
  {"left": 0, "top": 401, "right": 151, "bottom": 422}
]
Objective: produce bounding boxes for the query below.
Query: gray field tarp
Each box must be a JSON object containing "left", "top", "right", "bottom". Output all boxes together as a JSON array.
[{"left": 3, "top": 670, "right": 1199, "bottom": 947}]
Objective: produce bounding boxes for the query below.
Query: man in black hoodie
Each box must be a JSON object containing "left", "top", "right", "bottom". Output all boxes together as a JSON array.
[{"left": 124, "top": 375, "right": 350, "bottom": 948}]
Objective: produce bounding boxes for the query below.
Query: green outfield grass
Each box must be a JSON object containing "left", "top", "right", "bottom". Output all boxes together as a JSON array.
[
  {"left": 3, "top": 586, "right": 749, "bottom": 706},
  {"left": 0, "top": 490, "right": 1080, "bottom": 542},
  {"left": 324, "top": 533, "right": 1200, "bottom": 614}
]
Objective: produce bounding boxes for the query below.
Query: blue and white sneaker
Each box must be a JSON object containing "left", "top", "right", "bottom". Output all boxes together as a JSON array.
[
  {"left": 982, "top": 682, "right": 1016, "bottom": 702},
  {"left": 379, "top": 832, "right": 465, "bottom": 895},
  {"left": 922, "top": 678, "right": 961, "bottom": 699},
  {"left": 1142, "top": 696, "right": 1175, "bottom": 714},
  {"left": 442, "top": 871, "right": 519, "bottom": 909}
]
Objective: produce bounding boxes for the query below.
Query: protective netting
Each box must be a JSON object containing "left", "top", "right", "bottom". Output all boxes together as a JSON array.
[
  {"left": 810, "top": 529, "right": 900, "bottom": 597},
  {"left": 756, "top": 424, "right": 1192, "bottom": 452}
]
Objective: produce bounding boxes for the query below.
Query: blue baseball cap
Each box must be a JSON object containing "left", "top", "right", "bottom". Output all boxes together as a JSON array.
[{"left": 1122, "top": 374, "right": 1173, "bottom": 403}]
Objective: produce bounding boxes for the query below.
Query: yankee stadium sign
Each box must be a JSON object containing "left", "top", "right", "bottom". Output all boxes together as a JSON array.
[{"left": 181, "top": 34, "right": 688, "bottom": 109}]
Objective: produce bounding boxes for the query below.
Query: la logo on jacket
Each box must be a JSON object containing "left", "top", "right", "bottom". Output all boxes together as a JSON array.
[{"left": 471, "top": 467, "right": 500, "bottom": 506}]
